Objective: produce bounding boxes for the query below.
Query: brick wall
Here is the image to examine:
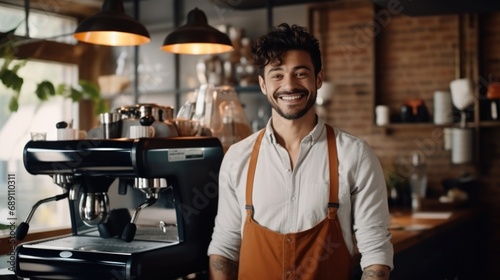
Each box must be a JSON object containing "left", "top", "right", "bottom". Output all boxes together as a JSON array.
[{"left": 311, "top": 1, "right": 500, "bottom": 276}]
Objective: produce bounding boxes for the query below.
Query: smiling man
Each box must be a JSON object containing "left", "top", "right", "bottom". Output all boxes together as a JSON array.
[{"left": 207, "top": 23, "right": 393, "bottom": 280}]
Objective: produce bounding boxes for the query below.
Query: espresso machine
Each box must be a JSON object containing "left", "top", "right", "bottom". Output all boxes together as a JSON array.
[{"left": 14, "top": 104, "right": 224, "bottom": 279}]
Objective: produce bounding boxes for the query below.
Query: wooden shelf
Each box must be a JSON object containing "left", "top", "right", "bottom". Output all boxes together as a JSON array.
[
  {"left": 375, "top": 122, "right": 475, "bottom": 134},
  {"left": 378, "top": 123, "right": 441, "bottom": 129},
  {"left": 479, "top": 120, "right": 500, "bottom": 127}
]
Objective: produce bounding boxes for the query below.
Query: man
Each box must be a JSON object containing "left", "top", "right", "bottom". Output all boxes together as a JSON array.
[{"left": 207, "top": 23, "right": 393, "bottom": 280}]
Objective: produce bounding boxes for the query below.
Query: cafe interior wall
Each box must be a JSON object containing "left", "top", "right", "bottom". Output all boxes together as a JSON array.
[{"left": 309, "top": 1, "right": 500, "bottom": 276}]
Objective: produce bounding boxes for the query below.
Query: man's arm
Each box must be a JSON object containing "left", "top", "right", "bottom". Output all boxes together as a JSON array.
[
  {"left": 362, "top": 265, "right": 390, "bottom": 280},
  {"left": 351, "top": 142, "right": 394, "bottom": 271},
  {"left": 209, "top": 254, "right": 238, "bottom": 280}
]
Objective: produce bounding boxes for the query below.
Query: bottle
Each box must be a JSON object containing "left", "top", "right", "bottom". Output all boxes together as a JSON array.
[{"left": 409, "top": 151, "right": 427, "bottom": 211}]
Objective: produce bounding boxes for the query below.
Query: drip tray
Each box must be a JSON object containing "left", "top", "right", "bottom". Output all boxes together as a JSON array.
[
  {"left": 23, "top": 235, "right": 179, "bottom": 254},
  {"left": 134, "top": 223, "right": 179, "bottom": 242}
]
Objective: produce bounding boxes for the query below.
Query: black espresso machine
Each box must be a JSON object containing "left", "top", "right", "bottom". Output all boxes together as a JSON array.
[{"left": 14, "top": 118, "right": 224, "bottom": 279}]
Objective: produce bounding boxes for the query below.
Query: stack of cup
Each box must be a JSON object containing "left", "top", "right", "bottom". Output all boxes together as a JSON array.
[
  {"left": 451, "top": 128, "right": 473, "bottom": 164},
  {"left": 433, "top": 91, "right": 453, "bottom": 125},
  {"left": 57, "top": 128, "right": 87, "bottom": 140},
  {"left": 130, "top": 125, "right": 155, "bottom": 138}
]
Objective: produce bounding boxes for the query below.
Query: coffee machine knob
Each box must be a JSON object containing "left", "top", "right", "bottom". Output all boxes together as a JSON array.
[{"left": 79, "top": 192, "right": 110, "bottom": 226}]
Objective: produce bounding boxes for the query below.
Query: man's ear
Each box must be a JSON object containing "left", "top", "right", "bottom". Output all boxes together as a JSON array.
[
  {"left": 316, "top": 69, "right": 324, "bottom": 89},
  {"left": 259, "top": 75, "right": 266, "bottom": 95}
]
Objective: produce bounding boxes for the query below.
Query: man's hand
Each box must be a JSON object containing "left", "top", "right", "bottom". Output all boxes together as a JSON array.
[
  {"left": 209, "top": 254, "right": 238, "bottom": 280},
  {"left": 362, "top": 264, "right": 390, "bottom": 280}
]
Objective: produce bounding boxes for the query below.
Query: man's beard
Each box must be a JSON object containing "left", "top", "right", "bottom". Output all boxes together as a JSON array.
[{"left": 270, "top": 89, "right": 317, "bottom": 120}]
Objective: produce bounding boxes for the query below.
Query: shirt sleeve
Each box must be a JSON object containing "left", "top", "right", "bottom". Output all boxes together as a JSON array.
[
  {"left": 207, "top": 146, "right": 244, "bottom": 262},
  {"left": 351, "top": 141, "right": 394, "bottom": 270}
]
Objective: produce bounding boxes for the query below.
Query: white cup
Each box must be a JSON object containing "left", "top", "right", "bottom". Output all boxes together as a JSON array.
[
  {"left": 433, "top": 91, "right": 453, "bottom": 125},
  {"left": 375, "top": 105, "right": 390, "bottom": 126},
  {"left": 130, "top": 125, "right": 155, "bottom": 138},
  {"left": 450, "top": 78, "right": 474, "bottom": 110},
  {"left": 57, "top": 128, "right": 77, "bottom": 140},
  {"left": 451, "top": 128, "right": 473, "bottom": 164}
]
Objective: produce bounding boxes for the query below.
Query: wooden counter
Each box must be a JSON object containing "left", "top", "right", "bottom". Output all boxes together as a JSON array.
[
  {"left": 387, "top": 208, "right": 486, "bottom": 280},
  {"left": 389, "top": 209, "right": 476, "bottom": 254},
  {"left": 352, "top": 207, "right": 486, "bottom": 279}
]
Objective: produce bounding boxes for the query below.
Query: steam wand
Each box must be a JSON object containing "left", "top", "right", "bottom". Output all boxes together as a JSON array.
[
  {"left": 121, "top": 194, "right": 158, "bottom": 242},
  {"left": 16, "top": 193, "right": 68, "bottom": 240},
  {"left": 17, "top": 174, "right": 76, "bottom": 240}
]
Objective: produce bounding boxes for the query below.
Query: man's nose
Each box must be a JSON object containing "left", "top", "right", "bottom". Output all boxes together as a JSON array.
[{"left": 281, "top": 75, "right": 298, "bottom": 91}]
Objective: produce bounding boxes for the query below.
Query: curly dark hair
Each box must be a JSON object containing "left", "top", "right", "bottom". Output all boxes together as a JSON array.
[{"left": 250, "top": 23, "right": 322, "bottom": 76}]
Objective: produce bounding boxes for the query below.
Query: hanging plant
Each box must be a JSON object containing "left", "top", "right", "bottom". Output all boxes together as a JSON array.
[{"left": 0, "top": 26, "right": 107, "bottom": 114}]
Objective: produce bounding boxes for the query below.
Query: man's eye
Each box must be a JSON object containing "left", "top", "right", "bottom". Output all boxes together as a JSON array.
[
  {"left": 296, "top": 72, "right": 307, "bottom": 78},
  {"left": 271, "top": 74, "right": 283, "bottom": 79}
]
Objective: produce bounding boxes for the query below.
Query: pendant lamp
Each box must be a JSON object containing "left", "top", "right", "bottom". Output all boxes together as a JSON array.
[
  {"left": 161, "top": 7, "right": 234, "bottom": 55},
  {"left": 74, "top": 0, "right": 150, "bottom": 46}
]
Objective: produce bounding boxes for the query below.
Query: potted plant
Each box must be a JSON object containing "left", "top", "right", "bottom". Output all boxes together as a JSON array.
[{"left": 0, "top": 26, "right": 107, "bottom": 114}]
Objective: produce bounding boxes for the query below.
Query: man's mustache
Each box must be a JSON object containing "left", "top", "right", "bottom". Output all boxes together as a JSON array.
[{"left": 273, "top": 88, "right": 310, "bottom": 98}]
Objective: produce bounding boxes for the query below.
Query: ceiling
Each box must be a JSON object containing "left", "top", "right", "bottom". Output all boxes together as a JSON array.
[
  {"left": 209, "top": 0, "right": 332, "bottom": 10},
  {"left": 3, "top": 0, "right": 500, "bottom": 21},
  {"left": 213, "top": 0, "right": 500, "bottom": 15},
  {"left": 372, "top": 0, "right": 500, "bottom": 16}
]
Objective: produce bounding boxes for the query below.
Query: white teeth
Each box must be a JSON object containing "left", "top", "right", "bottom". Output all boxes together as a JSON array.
[{"left": 281, "top": 95, "right": 301, "bottom": 101}]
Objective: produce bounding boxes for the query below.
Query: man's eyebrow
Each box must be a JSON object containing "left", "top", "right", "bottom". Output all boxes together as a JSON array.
[
  {"left": 266, "top": 65, "right": 312, "bottom": 75},
  {"left": 293, "top": 65, "right": 312, "bottom": 72},
  {"left": 266, "top": 66, "right": 283, "bottom": 75}
]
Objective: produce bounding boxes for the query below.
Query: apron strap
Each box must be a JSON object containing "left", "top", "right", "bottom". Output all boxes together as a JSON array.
[
  {"left": 326, "top": 125, "right": 339, "bottom": 206},
  {"left": 245, "top": 129, "right": 266, "bottom": 208}
]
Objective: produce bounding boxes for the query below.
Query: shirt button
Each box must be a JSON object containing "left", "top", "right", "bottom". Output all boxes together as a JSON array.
[
  {"left": 291, "top": 196, "right": 296, "bottom": 201},
  {"left": 286, "top": 237, "right": 292, "bottom": 242},
  {"left": 285, "top": 168, "right": 291, "bottom": 172},
  {"left": 286, "top": 270, "right": 292, "bottom": 275}
]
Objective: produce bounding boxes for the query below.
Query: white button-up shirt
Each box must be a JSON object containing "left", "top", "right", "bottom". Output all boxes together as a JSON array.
[{"left": 208, "top": 117, "right": 394, "bottom": 270}]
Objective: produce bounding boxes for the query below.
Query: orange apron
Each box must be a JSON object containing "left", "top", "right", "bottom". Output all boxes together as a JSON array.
[{"left": 238, "top": 125, "right": 353, "bottom": 280}]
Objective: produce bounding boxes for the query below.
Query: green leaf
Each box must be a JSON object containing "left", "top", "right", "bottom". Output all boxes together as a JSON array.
[
  {"left": 35, "top": 81, "right": 56, "bottom": 100},
  {"left": 0, "top": 69, "right": 23, "bottom": 92},
  {"left": 56, "top": 83, "right": 68, "bottom": 96},
  {"left": 69, "top": 87, "right": 83, "bottom": 101},
  {"left": 8, "top": 95, "right": 19, "bottom": 112},
  {"left": 78, "top": 80, "right": 100, "bottom": 100}
]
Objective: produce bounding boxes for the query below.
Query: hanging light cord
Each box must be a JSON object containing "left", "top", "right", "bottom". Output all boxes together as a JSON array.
[
  {"left": 133, "top": 0, "right": 140, "bottom": 104},
  {"left": 24, "top": 0, "right": 30, "bottom": 37}
]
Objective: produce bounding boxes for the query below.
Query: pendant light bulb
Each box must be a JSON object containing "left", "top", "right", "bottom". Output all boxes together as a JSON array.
[
  {"left": 74, "top": 0, "right": 150, "bottom": 46},
  {"left": 161, "top": 7, "right": 234, "bottom": 55}
]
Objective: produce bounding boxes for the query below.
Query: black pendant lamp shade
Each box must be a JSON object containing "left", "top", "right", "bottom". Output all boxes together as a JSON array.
[
  {"left": 74, "top": 0, "right": 150, "bottom": 46},
  {"left": 161, "top": 7, "right": 234, "bottom": 55}
]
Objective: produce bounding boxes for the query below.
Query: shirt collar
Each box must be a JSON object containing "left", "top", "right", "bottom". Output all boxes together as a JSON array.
[{"left": 264, "top": 115, "right": 325, "bottom": 145}]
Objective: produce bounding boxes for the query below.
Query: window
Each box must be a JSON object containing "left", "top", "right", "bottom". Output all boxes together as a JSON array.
[
  {"left": 0, "top": 4, "right": 78, "bottom": 238},
  {"left": 0, "top": 4, "right": 76, "bottom": 43}
]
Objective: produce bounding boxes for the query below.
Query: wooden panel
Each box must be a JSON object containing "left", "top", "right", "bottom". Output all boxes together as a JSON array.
[{"left": 0, "top": 0, "right": 101, "bottom": 19}]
